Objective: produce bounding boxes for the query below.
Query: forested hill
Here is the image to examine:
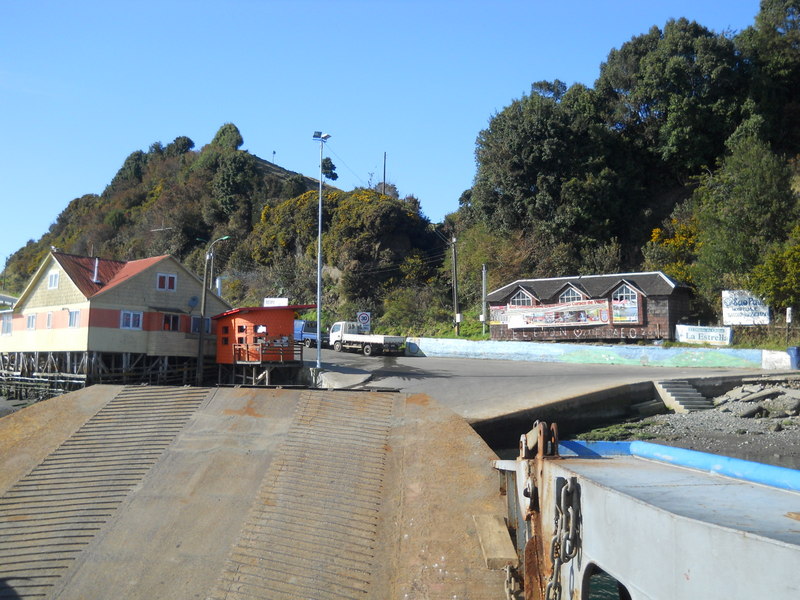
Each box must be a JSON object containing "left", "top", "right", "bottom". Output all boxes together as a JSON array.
[{"left": 4, "top": 1, "right": 800, "bottom": 335}]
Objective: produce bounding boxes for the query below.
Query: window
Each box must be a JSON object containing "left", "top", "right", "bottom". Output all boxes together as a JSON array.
[
  {"left": 1, "top": 314, "right": 12, "bottom": 336},
  {"left": 68, "top": 310, "right": 80, "bottom": 328},
  {"left": 47, "top": 312, "right": 53, "bottom": 329},
  {"left": 163, "top": 314, "right": 180, "bottom": 331},
  {"left": 47, "top": 271, "right": 59, "bottom": 289},
  {"left": 612, "top": 284, "right": 637, "bottom": 303},
  {"left": 222, "top": 337, "right": 229, "bottom": 345},
  {"left": 191, "top": 316, "right": 211, "bottom": 334},
  {"left": 559, "top": 288, "right": 583, "bottom": 303},
  {"left": 612, "top": 284, "right": 640, "bottom": 324},
  {"left": 26, "top": 314, "right": 36, "bottom": 330},
  {"left": 120, "top": 310, "right": 143, "bottom": 330},
  {"left": 157, "top": 273, "right": 177, "bottom": 291},
  {"left": 509, "top": 290, "right": 533, "bottom": 307}
]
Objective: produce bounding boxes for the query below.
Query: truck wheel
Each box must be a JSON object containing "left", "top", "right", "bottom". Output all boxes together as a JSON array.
[
  {"left": 363, "top": 344, "right": 373, "bottom": 356},
  {"left": 304, "top": 338, "right": 312, "bottom": 348},
  {"left": 333, "top": 341, "right": 343, "bottom": 352}
]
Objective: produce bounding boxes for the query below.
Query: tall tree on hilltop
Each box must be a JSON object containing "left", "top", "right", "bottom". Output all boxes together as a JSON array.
[{"left": 211, "top": 123, "right": 244, "bottom": 150}]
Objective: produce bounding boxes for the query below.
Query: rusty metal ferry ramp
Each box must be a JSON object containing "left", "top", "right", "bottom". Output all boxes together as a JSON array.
[{"left": 0, "top": 385, "right": 508, "bottom": 599}]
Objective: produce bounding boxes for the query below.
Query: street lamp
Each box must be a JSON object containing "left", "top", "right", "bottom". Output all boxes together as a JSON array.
[
  {"left": 196, "top": 235, "right": 230, "bottom": 386},
  {"left": 312, "top": 132, "right": 330, "bottom": 373}
]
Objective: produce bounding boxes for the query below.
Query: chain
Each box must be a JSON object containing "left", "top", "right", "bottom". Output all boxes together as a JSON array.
[{"left": 544, "top": 477, "right": 580, "bottom": 600}]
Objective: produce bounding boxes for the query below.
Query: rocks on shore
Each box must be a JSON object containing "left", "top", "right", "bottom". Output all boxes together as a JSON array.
[{"left": 634, "top": 379, "right": 800, "bottom": 469}]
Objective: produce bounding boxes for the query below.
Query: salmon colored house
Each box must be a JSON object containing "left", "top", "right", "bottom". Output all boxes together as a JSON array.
[
  {"left": 212, "top": 305, "right": 312, "bottom": 385},
  {"left": 0, "top": 251, "right": 230, "bottom": 391}
]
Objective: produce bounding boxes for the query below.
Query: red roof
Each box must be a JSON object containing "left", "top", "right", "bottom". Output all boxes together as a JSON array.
[
  {"left": 212, "top": 305, "right": 315, "bottom": 320},
  {"left": 52, "top": 252, "right": 170, "bottom": 298}
]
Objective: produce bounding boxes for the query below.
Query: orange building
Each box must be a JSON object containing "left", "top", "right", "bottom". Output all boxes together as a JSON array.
[{"left": 212, "top": 305, "right": 313, "bottom": 385}]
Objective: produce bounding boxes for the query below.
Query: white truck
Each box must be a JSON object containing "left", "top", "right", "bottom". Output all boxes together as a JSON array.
[{"left": 328, "top": 321, "right": 405, "bottom": 356}]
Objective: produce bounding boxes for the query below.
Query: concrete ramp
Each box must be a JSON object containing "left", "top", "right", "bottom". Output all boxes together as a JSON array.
[{"left": 0, "top": 385, "right": 508, "bottom": 599}]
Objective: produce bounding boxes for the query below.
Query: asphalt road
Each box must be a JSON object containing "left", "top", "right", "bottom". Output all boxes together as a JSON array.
[{"left": 316, "top": 348, "right": 768, "bottom": 423}]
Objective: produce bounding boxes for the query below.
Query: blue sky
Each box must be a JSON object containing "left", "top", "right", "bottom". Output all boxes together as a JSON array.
[{"left": 1, "top": 0, "right": 761, "bottom": 268}]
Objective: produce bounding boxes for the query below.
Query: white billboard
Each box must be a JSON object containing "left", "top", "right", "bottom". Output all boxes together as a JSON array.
[
  {"left": 263, "top": 298, "right": 289, "bottom": 307},
  {"left": 721, "top": 290, "right": 770, "bottom": 325}
]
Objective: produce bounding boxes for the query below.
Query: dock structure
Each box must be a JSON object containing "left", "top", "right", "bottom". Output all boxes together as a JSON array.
[
  {"left": 496, "top": 423, "right": 800, "bottom": 599},
  {"left": 0, "top": 385, "right": 509, "bottom": 599}
]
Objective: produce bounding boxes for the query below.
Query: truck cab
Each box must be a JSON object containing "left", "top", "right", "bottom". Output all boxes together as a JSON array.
[{"left": 293, "top": 319, "right": 328, "bottom": 348}]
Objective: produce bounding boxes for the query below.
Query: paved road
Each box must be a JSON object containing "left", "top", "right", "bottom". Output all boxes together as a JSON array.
[{"left": 317, "top": 349, "right": 769, "bottom": 423}]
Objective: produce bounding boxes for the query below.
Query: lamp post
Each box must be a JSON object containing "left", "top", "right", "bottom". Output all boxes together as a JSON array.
[
  {"left": 312, "top": 131, "right": 330, "bottom": 373},
  {"left": 196, "top": 235, "right": 230, "bottom": 386}
]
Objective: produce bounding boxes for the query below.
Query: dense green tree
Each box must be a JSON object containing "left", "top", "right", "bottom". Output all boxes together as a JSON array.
[
  {"left": 693, "top": 118, "right": 797, "bottom": 300},
  {"left": 596, "top": 18, "right": 745, "bottom": 176},
  {"left": 749, "top": 226, "right": 800, "bottom": 309},
  {"left": 737, "top": 0, "right": 800, "bottom": 154},
  {"left": 165, "top": 136, "right": 195, "bottom": 157},
  {"left": 212, "top": 151, "right": 257, "bottom": 217},
  {"left": 210, "top": 123, "right": 244, "bottom": 150},
  {"left": 469, "top": 83, "right": 578, "bottom": 230},
  {"left": 106, "top": 150, "right": 147, "bottom": 195}
]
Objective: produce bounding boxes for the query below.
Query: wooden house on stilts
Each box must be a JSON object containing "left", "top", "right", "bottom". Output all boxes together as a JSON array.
[{"left": 0, "top": 251, "right": 230, "bottom": 398}]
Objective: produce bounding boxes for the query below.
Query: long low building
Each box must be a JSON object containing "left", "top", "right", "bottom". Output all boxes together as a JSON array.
[{"left": 487, "top": 271, "right": 691, "bottom": 343}]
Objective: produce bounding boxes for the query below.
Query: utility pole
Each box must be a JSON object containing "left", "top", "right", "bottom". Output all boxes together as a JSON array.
[
  {"left": 482, "top": 263, "right": 487, "bottom": 336},
  {"left": 452, "top": 237, "right": 459, "bottom": 336}
]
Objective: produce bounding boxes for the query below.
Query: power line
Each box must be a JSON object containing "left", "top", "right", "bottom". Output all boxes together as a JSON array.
[{"left": 324, "top": 142, "right": 369, "bottom": 188}]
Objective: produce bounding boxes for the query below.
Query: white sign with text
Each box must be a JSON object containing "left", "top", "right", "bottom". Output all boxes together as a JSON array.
[
  {"left": 675, "top": 324, "right": 732, "bottom": 346},
  {"left": 721, "top": 290, "right": 770, "bottom": 325}
]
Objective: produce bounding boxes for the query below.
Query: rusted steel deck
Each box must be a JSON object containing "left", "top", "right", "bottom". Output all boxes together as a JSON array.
[{"left": 0, "top": 385, "right": 508, "bottom": 599}]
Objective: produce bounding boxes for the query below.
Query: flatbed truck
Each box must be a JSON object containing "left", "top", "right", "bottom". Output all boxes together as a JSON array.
[{"left": 328, "top": 321, "right": 405, "bottom": 356}]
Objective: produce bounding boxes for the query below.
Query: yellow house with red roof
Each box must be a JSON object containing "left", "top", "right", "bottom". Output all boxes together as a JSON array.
[{"left": 0, "top": 251, "right": 230, "bottom": 388}]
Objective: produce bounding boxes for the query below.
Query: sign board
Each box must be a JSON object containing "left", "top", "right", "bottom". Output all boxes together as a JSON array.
[
  {"left": 263, "top": 298, "right": 289, "bottom": 307},
  {"left": 721, "top": 290, "right": 770, "bottom": 325},
  {"left": 675, "top": 324, "right": 733, "bottom": 346},
  {"left": 507, "top": 299, "right": 610, "bottom": 329},
  {"left": 356, "top": 311, "right": 371, "bottom": 333}
]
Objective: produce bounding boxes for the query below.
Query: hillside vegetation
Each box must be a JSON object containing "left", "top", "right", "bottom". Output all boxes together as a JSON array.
[{"left": 4, "top": 1, "right": 800, "bottom": 336}]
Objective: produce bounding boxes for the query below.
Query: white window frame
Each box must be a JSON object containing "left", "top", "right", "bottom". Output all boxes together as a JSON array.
[
  {"left": 120, "top": 310, "right": 143, "bottom": 330},
  {"left": 26, "top": 314, "right": 37, "bottom": 330},
  {"left": 68, "top": 310, "right": 80, "bottom": 328},
  {"left": 46, "top": 312, "right": 53, "bottom": 329},
  {"left": 156, "top": 273, "right": 177, "bottom": 291},
  {"left": 47, "top": 271, "right": 59, "bottom": 289},
  {"left": 509, "top": 290, "right": 533, "bottom": 307},
  {"left": 559, "top": 288, "right": 583, "bottom": 304},
  {"left": 1, "top": 313, "right": 12, "bottom": 336},
  {"left": 612, "top": 284, "right": 638, "bottom": 303}
]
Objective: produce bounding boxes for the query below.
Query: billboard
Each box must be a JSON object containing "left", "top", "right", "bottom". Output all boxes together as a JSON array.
[
  {"left": 506, "top": 299, "right": 610, "bottom": 328},
  {"left": 721, "top": 290, "right": 770, "bottom": 325}
]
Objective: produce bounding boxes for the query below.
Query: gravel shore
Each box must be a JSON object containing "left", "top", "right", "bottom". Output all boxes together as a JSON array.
[{"left": 601, "top": 380, "right": 800, "bottom": 470}]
